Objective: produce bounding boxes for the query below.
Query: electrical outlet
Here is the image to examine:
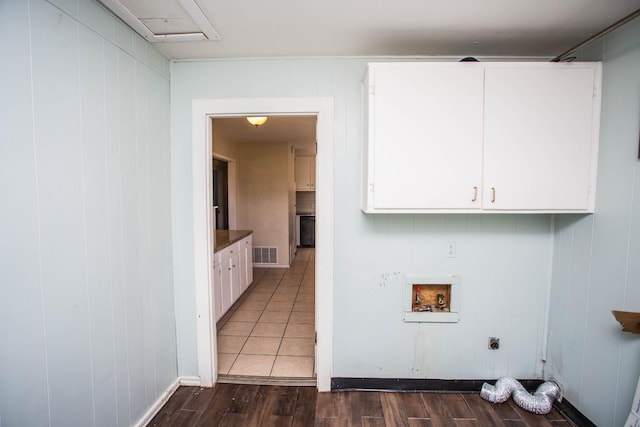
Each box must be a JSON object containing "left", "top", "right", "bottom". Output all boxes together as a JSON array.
[
  {"left": 447, "top": 242, "right": 456, "bottom": 258},
  {"left": 489, "top": 337, "right": 500, "bottom": 350}
]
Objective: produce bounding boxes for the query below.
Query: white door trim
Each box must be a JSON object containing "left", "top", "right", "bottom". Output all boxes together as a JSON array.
[{"left": 192, "top": 97, "right": 334, "bottom": 391}]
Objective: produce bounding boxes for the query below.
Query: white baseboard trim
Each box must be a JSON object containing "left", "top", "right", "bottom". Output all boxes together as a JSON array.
[
  {"left": 179, "top": 375, "right": 202, "bottom": 386},
  {"left": 132, "top": 376, "right": 203, "bottom": 427},
  {"left": 133, "top": 378, "right": 180, "bottom": 427}
]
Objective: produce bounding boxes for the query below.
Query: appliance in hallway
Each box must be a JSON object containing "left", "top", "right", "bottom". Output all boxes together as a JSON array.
[{"left": 296, "top": 215, "right": 315, "bottom": 248}]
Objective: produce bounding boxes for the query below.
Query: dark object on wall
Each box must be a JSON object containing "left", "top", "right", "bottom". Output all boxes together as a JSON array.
[{"left": 459, "top": 57, "right": 479, "bottom": 62}]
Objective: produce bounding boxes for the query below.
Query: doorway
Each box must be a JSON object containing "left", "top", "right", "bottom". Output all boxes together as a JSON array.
[
  {"left": 191, "top": 97, "right": 334, "bottom": 391},
  {"left": 212, "top": 158, "right": 228, "bottom": 230},
  {"left": 212, "top": 116, "right": 316, "bottom": 382}
]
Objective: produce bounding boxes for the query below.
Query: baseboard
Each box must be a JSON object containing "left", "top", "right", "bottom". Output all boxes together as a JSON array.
[
  {"left": 131, "top": 376, "right": 203, "bottom": 427},
  {"left": 331, "top": 377, "right": 595, "bottom": 426},
  {"left": 331, "top": 377, "right": 544, "bottom": 392},
  {"left": 132, "top": 378, "right": 180, "bottom": 427},
  {"left": 553, "top": 398, "right": 596, "bottom": 427},
  {"left": 179, "top": 375, "right": 202, "bottom": 386}
]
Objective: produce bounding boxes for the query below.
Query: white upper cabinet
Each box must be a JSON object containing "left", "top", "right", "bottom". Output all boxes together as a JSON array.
[
  {"left": 365, "top": 64, "right": 485, "bottom": 210},
  {"left": 296, "top": 155, "right": 316, "bottom": 191},
  {"left": 361, "top": 62, "right": 602, "bottom": 214},
  {"left": 483, "top": 66, "right": 599, "bottom": 211}
]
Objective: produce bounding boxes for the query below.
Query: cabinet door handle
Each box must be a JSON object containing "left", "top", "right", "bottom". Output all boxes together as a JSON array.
[
  {"left": 471, "top": 186, "right": 478, "bottom": 202},
  {"left": 491, "top": 187, "right": 496, "bottom": 203}
]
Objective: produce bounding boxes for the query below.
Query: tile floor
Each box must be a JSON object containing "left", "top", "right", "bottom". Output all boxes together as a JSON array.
[{"left": 216, "top": 248, "right": 315, "bottom": 379}]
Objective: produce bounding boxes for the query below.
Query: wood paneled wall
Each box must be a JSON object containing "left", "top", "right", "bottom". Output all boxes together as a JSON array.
[
  {"left": 0, "top": 1, "right": 175, "bottom": 426},
  {"left": 171, "top": 58, "right": 554, "bottom": 382},
  {"left": 546, "top": 17, "right": 640, "bottom": 427}
]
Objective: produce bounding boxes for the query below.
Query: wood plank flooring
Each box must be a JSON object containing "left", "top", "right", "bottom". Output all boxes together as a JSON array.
[{"left": 149, "top": 384, "right": 576, "bottom": 426}]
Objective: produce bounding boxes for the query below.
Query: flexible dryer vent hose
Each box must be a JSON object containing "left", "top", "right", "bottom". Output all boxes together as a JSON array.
[{"left": 480, "top": 377, "right": 561, "bottom": 415}]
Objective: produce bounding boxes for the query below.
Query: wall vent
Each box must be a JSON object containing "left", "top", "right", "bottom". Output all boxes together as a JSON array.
[{"left": 253, "top": 247, "right": 278, "bottom": 265}]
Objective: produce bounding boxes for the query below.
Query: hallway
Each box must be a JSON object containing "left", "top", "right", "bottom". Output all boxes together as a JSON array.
[{"left": 216, "top": 248, "right": 315, "bottom": 381}]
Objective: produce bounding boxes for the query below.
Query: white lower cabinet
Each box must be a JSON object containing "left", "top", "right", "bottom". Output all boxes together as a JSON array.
[
  {"left": 228, "top": 251, "right": 241, "bottom": 307},
  {"left": 238, "top": 235, "right": 253, "bottom": 293},
  {"left": 213, "top": 234, "right": 253, "bottom": 321},
  {"left": 213, "top": 263, "right": 223, "bottom": 322}
]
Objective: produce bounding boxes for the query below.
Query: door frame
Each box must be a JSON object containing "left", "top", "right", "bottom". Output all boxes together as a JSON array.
[
  {"left": 191, "top": 97, "right": 334, "bottom": 391},
  {"left": 212, "top": 153, "right": 237, "bottom": 229}
]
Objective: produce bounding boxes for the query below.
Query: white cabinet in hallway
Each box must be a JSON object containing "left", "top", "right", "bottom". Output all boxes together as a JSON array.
[
  {"left": 295, "top": 156, "right": 316, "bottom": 191},
  {"left": 238, "top": 235, "right": 253, "bottom": 293},
  {"left": 213, "top": 232, "right": 253, "bottom": 321},
  {"left": 213, "top": 262, "right": 223, "bottom": 322},
  {"left": 214, "top": 246, "right": 237, "bottom": 321}
]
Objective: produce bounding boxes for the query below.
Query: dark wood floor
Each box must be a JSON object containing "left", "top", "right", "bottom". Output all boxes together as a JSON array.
[{"left": 149, "top": 384, "right": 576, "bottom": 426}]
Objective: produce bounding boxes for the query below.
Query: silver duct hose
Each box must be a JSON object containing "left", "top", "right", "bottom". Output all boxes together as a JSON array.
[{"left": 480, "top": 377, "right": 561, "bottom": 415}]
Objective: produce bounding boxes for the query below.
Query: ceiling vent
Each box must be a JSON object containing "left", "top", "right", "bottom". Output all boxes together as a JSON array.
[{"left": 97, "top": 0, "right": 221, "bottom": 42}]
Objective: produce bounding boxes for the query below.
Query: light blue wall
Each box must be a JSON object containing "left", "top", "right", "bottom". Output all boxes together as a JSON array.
[
  {"left": 546, "top": 17, "right": 640, "bottom": 427},
  {"left": 171, "top": 58, "right": 554, "bottom": 379},
  {"left": 9, "top": 1, "right": 631, "bottom": 424},
  {"left": 0, "top": 1, "right": 176, "bottom": 426}
]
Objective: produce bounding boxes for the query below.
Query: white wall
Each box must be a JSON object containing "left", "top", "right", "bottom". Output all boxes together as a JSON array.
[
  {"left": 211, "top": 132, "right": 293, "bottom": 262},
  {"left": 546, "top": 17, "right": 640, "bottom": 427},
  {"left": 171, "top": 58, "right": 554, "bottom": 379},
  {"left": 0, "top": 1, "right": 175, "bottom": 426},
  {"left": 236, "top": 142, "right": 292, "bottom": 265}
]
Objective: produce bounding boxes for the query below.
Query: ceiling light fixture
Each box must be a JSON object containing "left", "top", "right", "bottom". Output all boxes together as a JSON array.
[{"left": 246, "top": 116, "right": 268, "bottom": 127}]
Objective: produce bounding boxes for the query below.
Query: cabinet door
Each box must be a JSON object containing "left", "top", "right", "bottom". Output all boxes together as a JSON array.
[
  {"left": 483, "top": 66, "right": 599, "bottom": 211},
  {"left": 366, "top": 64, "right": 485, "bottom": 210},
  {"left": 238, "top": 236, "right": 253, "bottom": 292},
  {"left": 213, "top": 263, "right": 223, "bottom": 321},
  {"left": 230, "top": 251, "right": 241, "bottom": 304},
  {"left": 246, "top": 236, "right": 253, "bottom": 286},
  {"left": 308, "top": 159, "right": 315, "bottom": 190},
  {"left": 295, "top": 156, "right": 315, "bottom": 191},
  {"left": 238, "top": 243, "right": 248, "bottom": 292},
  {"left": 220, "top": 258, "right": 233, "bottom": 315}
]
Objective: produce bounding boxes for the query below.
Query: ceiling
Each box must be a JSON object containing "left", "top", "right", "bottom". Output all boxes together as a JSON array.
[
  {"left": 101, "top": 0, "right": 640, "bottom": 149},
  {"left": 101, "top": 0, "right": 640, "bottom": 60},
  {"left": 213, "top": 116, "right": 317, "bottom": 156}
]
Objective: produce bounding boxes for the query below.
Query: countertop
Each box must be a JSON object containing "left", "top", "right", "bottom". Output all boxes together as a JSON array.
[{"left": 214, "top": 229, "right": 252, "bottom": 253}]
